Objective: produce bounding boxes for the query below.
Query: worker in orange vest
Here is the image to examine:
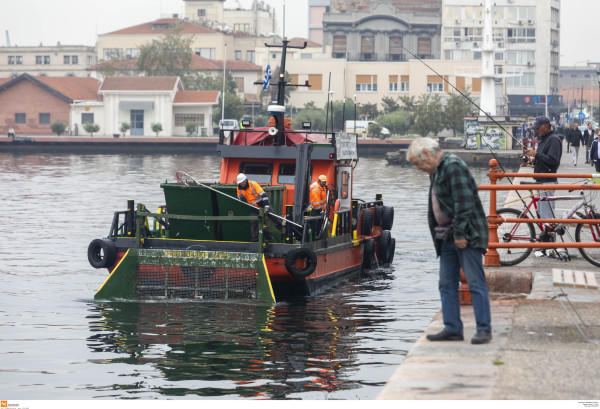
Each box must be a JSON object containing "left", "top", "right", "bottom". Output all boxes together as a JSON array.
[
  {"left": 237, "top": 173, "right": 270, "bottom": 241},
  {"left": 308, "top": 175, "right": 328, "bottom": 238}
]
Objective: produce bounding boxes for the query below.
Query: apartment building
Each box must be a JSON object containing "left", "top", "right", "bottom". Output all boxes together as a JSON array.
[{"left": 0, "top": 44, "right": 97, "bottom": 78}]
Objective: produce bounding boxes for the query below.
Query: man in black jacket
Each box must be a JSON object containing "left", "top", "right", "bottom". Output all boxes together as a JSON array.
[
  {"left": 583, "top": 123, "right": 593, "bottom": 163},
  {"left": 525, "top": 116, "right": 562, "bottom": 221},
  {"left": 590, "top": 131, "right": 600, "bottom": 172},
  {"left": 569, "top": 123, "right": 581, "bottom": 166}
]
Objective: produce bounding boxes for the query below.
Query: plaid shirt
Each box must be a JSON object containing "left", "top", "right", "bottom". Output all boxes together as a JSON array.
[{"left": 427, "top": 152, "right": 489, "bottom": 256}]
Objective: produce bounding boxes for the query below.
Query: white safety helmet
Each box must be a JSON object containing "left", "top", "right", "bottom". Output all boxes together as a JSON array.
[{"left": 237, "top": 173, "right": 248, "bottom": 184}]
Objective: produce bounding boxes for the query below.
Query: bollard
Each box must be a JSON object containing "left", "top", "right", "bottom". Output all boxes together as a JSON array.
[{"left": 484, "top": 159, "right": 502, "bottom": 267}]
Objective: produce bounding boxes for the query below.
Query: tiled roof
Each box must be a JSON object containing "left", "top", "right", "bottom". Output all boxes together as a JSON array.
[
  {"left": 104, "top": 18, "right": 218, "bottom": 36},
  {"left": 288, "top": 37, "right": 322, "bottom": 48},
  {"left": 174, "top": 91, "right": 220, "bottom": 104},
  {"left": 191, "top": 55, "right": 261, "bottom": 72},
  {"left": 0, "top": 74, "right": 100, "bottom": 101},
  {"left": 100, "top": 76, "right": 181, "bottom": 91}
]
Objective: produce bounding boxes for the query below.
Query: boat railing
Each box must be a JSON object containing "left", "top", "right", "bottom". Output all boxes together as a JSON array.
[{"left": 219, "top": 128, "right": 336, "bottom": 146}]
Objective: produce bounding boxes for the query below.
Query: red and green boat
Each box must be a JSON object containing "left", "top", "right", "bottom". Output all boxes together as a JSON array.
[{"left": 88, "top": 39, "right": 395, "bottom": 302}]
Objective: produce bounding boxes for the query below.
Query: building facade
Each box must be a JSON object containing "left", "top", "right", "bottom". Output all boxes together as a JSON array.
[{"left": 0, "top": 45, "right": 97, "bottom": 78}]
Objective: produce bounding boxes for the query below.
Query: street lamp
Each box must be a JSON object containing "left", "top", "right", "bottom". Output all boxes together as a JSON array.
[{"left": 596, "top": 69, "right": 600, "bottom": 125}]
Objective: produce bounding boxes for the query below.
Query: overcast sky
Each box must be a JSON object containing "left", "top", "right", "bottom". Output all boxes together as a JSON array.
[{"left": 0, "top": 0, "right": 598, "bottom": 66}]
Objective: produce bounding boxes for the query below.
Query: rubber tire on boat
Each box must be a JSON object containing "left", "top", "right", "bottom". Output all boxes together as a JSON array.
[
  {"left": 361, "top": 208, "right": 374, "bottom": 236},
  {"left": 362, "top": 238, "right": 376, "bottom": 269},
  {"left": 87, "top": 238, "right": 117, "bottom": 269},
  {"left": 284, "top": 247, "right": 318, "bottom": 278},
  {"left": 387, "top": 238, "right": 396, "bottom": 264},
  {"left": 373, "top": 206, "right": 383, "bottom": 227},
  {"left": 381, "top": 206, "right": 394, "bottom": 231},
  {"left": 377, "top": 230, "right": 392, "bottom": 264}
]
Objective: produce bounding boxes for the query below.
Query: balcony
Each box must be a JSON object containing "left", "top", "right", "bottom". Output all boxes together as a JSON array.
[
  {"left": 386, "top": 53, "right": 407, "bottom": 62},
  {"left": 332, "top": 52, "right": 347, "bottom": 59},
  {"left": 360, "top": 53, "right": 377, "bottom": 61},
  {"left": 417, "top": 54, "right": 434, "bottom": 60}
]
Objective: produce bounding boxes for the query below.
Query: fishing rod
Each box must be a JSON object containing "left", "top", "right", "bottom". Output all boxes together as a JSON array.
[{"left": 175, "top": 171, "right": 303, "bottom": 230}]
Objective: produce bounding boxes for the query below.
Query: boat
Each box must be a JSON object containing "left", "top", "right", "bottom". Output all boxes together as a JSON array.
[{"left": 88, "top": 38, "right": 395, "bottom": 302}]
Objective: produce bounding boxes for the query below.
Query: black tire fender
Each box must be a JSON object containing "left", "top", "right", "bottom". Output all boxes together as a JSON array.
[
  {"left": 284, "top": 247, "right": 318, "bottom": 278},
  {"left": 361, "top": 208, "right": 374, "bottom": 236},
  {"left": 381, "top": 206, "right": 394, "bottom": 230},
  {"left": 362, "top": 238, "right": 376, "bottom": 269},
  {"left": 373, "top": 206, "right": 383, "bottom": 226},
  {"left": 87, "top": 238, "right": 117, "bottom": 269},
  {"left": 377, "top": 230, "right": 392, "bottom": 263}
]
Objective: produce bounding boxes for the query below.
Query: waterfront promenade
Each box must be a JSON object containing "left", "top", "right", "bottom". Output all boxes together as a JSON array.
[{"left": 378, "top": 145, "right": 600, "bottom": 400}]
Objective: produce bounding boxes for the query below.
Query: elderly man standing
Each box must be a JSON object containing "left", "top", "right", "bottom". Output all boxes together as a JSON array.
[{"left": 407, "top": 137, "right": 492, "bottom": 345}]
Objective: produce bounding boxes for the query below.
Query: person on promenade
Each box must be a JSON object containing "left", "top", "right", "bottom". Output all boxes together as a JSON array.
[
  {"left": 590, "top": 132, "right": 600, "bottom": 172},
  {"left": 525, "top": 116, "right": 562, "bottom": 228},
  {"left": 569, "top": 123, "right": 581, "bottom": 166},
  {"left": 583, "top": 123, "right": 593, "bottom": 164},
  {"left": 236, "top": 173, "right": 270, "bottom": 241},
  {"left": 407, "top": 137, "right": 492, "bottom": 345}
]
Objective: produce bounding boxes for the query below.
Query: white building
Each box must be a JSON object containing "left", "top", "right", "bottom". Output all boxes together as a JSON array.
[{"left": 0, "top": 44, "right": 97, "bottom": 78}]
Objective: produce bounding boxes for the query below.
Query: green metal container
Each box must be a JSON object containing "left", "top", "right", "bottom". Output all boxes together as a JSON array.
[{"left": 160, "top": 183, "right": 285, "bottom": 242}]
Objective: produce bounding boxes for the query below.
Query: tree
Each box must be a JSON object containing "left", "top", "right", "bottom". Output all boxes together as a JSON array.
[
  {"left": 50, "top": 121, "right": 67, "bottom": 136},
  {"left": 443, "top": 88, "right": 477, "bottom": 137},
  {"left": 192, "top": 71, "right": 237, "bottom": 93},
  {"left": 376, "top": 110, "right": 413, "bottom": 136},
  {"left": 83, "top": 122, "right": 100, "bottom": 137},
  {"left": 381, "top": 96, "right": 400, "bottom": 114},
  {"left": 399, "top": 95, "right": 417, "bottom": 114},
  {"left": 151, "top": 122, "right": 163, "bottom": 136},
  {"left": 120, "top": 122, "right": 131, "bottom": 136},
  {"left": 367, "top": 122, "right": 382, "bottom": 138},
  {"left": 137, "top": 26, "right": 195, "bottom": 87},
  {"left": 411, "top": 94, "right": 444, "bottom": 136},
  {"left": 213, "top": 93, "right": 246, "bottom": 124},
  {"left": 360, "top": 102, "right": 379, "bottom": 120},
  {"left": 292, "top": 108, "right": 327, "bottom": 131},
  {"left": 186, "top": 122, "right": 198, "bottom": 136}
]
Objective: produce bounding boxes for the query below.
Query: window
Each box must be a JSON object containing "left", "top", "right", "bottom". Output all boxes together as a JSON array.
[
  {"left": 16, "top": 56, "right": 22, "bottom": 65},
  {"left": 389, "top": 75, "right": 398, "bottom": 92},
  {"left": 506, "top": 50, "right": 534, "bottom": 65},
  {"left": 239, "top": 162, "right": 272, "bottom": 184},
  {"left": 356, "top": 75, "right": 377, "bottom": 92},
  {"left": 360, "top": 35, "right": 375, "bottom": 60},
  {"left": 332, "top": 35, "right": 347, "bottom": 58},
  {"left": 103, "top": 48, "right": 122, "bottom": 60},
  {"left": 401, "top": 75, "right": 409, "bottom": 92},
  {"left": 36, "top": 56, "right": 43, "bottom": 65},
  {"left": 234, "top": 50, "right": 241, "bottom": 60},
  {"left": 81, "top": 113, "right": 94, "bottom": 124},
  {"left": 197, "top": 9, "right": 206, "bottom": 17},
  {"left": 427, "top": 75, "right": 443, "bottom": 93},
  {"left": 277, "top": 163, "right": 296, "bottom": 184},
  {"left": 340, "top": 171, "right": 350, "bottom": 199},
  {"left": 234, "top": 77, "right": 244, "bottom": 92},
  {"left": 126, "top": 48, "right": 140, "bottom": 59},
  {"left": 506, "top": 72, "right": 535, "bottom": 87},
  {"left": 246, "top": 50, "right": 255, "bottom": 63},
  {"left": 44, "top": 56, "right": 50, "bottom": 65},
  {"left": 300, "top": 53, "right": 312, "bottom": 59},
  {"left": 71, "top": 55, "right": 78, "bottom": 64},
  {"left": 195, "top": 48, "right": 216, "bottom": 59},
  {"left": 507, "top": 28, "right": 535, "bottom": 43},
  {"left": 87, "top": 55, "right": 94, "bottom": 65},
  {"left": 417, "top": 38, "right": 432, "bottom": 58},
  {"left": 64, "top": 56, "right": 70, "bottom": 64},
  {"left": 15, "top": 113, "right": 26, "bottom": 123},
  {"left": 234, "top": 23, "right": 250, "bottom": 32},
  {"left": 175, "top": 113, "right": 204, "bottom": 127},
  {"left": 8, "top": 56, "right": 15, "bottom": 64},
  {"left": 389, "top": 36, "right": 403, "bottom": 60},
  {"left": 39, "top": 113, "right": 50, "bottom": 124}
]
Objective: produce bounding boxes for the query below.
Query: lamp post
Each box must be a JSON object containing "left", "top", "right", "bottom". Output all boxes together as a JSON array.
[{"left": 596, "top": 69, "right": 600, "bottom": 125}]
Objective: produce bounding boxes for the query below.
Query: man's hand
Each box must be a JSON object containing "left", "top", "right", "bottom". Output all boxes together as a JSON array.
[
  {"left": 526, "top": 149, "right": 536, "bottom": 157},
  {"left": 455, "top": 238, "right": 468, "bottom": 249}
]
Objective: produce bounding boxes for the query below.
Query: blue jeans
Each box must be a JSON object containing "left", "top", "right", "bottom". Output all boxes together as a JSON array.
[{"left": 438, "top": 240, "right": 492, "bottom": 335}]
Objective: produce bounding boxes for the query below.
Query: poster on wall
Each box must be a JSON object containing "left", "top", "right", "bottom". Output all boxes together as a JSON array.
[
  {"left": 464, "top": 118, "right": 483, "bottom": 150},
  {"left": 481, "top": 126, "right": 506, "bottom": 150}
]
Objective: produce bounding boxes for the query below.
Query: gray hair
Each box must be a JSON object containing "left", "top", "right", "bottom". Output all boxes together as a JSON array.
[{"left": 406, "top": 137, "right": 441, "bottom": 161}]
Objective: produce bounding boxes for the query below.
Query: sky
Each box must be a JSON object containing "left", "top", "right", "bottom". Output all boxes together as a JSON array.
[{"left": 0, "top": 0, "right": 599, "bottom": 66}]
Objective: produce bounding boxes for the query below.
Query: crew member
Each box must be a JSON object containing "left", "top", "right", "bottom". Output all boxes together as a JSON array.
[
  {"left": 308, "top": 175, "right": 328, "bottom": 238},
  {"left": 236, "top": 173, "right": 270, "bottom": 241}
]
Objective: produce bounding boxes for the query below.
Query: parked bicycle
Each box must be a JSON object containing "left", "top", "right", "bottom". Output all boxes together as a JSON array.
[{"left": 496, "top": 180, "right": 600, "bottom": 267}]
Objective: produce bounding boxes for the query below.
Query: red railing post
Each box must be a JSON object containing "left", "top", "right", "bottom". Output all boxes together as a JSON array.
[{"left": 484, "top": 159, "right": 503, "bottom": 267}]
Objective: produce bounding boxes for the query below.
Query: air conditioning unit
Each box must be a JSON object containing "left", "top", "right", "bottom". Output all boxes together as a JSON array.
[
  {"left": 518, "top": 20, "right": 524, "bottom": 25},
  {"left": 528, "top": 19, "right": 534, "bottom": 25},
  {"left": 473, "top": 42, "right": 479, "bottom": 47},
  {"left": 498, "top": 42, "right": 505, "bottom": 48},
  {"left": 527, "top": 61, "right": 535, "bottom": 67},
  {"left": 455, "top": 19, "right": 461, "bottom": 24},
  {"left": 455, "top": 41, "right": 461, "bottom": 47}
]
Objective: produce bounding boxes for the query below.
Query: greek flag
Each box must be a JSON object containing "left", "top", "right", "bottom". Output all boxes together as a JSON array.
[{"left": 262, "top": 64, "right": 272, "bottom": 91}]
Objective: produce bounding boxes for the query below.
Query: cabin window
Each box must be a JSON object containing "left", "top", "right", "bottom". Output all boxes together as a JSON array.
[
  {"left": 239, "top": 162, "right": 273, "bottom": 184},
  {"left": 277, "top": 163, "right": 313, "bottom": 184},
  {"left": 341, "top": 171, "right": 350, "bottom": 199}
]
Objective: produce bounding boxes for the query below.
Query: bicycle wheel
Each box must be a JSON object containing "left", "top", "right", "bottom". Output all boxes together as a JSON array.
[
  {"left": 575, "top": 212, "right": 600, "bottom": 267},
  {"left": 496, "top": 208, "right": 536, "bottom": 266}
]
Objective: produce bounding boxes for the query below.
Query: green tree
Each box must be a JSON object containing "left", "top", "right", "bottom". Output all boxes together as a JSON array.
[
  {"left": 137, "top": 26, "right": 195, "bottom": 86},
  {"left": 443, "top": 88, "right": 477, "bottom": 136},
  {"left": 303, "top": 101, "right": 318, "bottom": 110},
  {"left": 213, "top": 93, "right": 246, "bottom": 124},
  {"left": 411, "top": 94, "right": 444, "bottom": 136},
  {"left": 399, "top": 95, "right": 417, "bottom": 114},
  {"left": 381, "top": 96, "right": 400, "bottom": 114},
  {"left": 120, "top": 122, "right": 131, "bottom": 136},
  {"left": 376, "top": 110, "right": 413, "bottom": 136},
  {"left": 360, "top": 102, "right": 379, "bottom": 120},
  {"left": 186, "top": 122, "right": 198, "bottom": 136},
  {"left": 367, "top": 122, "right": 382, "bottom": 138},
  {"left": 83, "top": 122, "right": 100, "bottom": 137},
  {"left": 151, "top": 122, "right": 163, "bottom": 136},
  {"left": 192, "top": 72, "right": 238, "bottom": 93},
  {"left": 292, "top": 108, "right": 327, "bottom": 131},
  {"left": 50, "top": 121, "right": 67, "bottom": 136}
]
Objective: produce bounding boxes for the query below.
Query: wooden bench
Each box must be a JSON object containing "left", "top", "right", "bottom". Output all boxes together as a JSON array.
[{"left": 552, "top": 269, "right": 599, "bottom": 343}]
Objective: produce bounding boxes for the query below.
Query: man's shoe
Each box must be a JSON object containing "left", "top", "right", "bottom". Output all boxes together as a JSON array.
[
  {"left": 426, "top": 330, "right": 464, "bottom": 342},
  {"left": 471, "top": 330, "right": 492, "bottom": 344}
]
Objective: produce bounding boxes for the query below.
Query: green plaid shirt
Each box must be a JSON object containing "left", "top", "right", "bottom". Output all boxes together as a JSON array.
[{"left": 427, "top": 152, "right": 489, "bottom": 255}]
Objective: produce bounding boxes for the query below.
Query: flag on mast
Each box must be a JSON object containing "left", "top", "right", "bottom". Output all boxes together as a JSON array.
[{"left": 262, "top": 64, "right": 272, "bottom": 91}]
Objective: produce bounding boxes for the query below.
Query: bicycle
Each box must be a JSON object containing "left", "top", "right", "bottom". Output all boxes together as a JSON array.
[{"left": 496, "top": 180, "right": 600, "bottom": 267}]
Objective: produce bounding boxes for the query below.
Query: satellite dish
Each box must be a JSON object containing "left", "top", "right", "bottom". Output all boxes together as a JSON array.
[{"left": 268, "top": 127, "right": 278, "bottom": 136}]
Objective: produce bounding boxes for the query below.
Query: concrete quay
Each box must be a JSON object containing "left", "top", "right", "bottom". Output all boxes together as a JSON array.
[{"left": 378, "top": 141, "right": 600, "bottom": 400}]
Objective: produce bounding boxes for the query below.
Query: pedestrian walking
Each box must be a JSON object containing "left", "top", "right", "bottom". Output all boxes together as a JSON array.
[
  {"left": 569, "top": 123, "right": 581, "bottom": 166},
  {"left": 407, "top": 137, "right": 492, "bottom": 345},
  {"left": 583, "top": 123, "right": 592, "bottom": 164},
  {"left": 590, "top": 132, "right": 600, "bottom": 172}
]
